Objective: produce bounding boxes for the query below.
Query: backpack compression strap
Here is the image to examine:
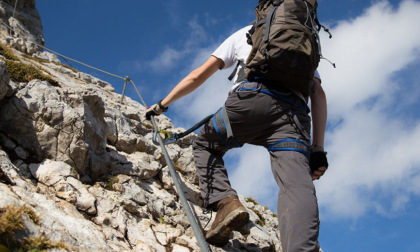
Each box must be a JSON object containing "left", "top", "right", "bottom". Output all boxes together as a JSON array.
[{"left": 264, "top": 0, "right": 284, "bottom": 43}]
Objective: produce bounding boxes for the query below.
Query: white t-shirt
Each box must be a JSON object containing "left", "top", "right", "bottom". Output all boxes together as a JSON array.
[
  {"left": 212, "top": 25, "right": 252, "bottom": 84},
  {"left": 211, "top": 25, "right": 321, "bottom": 87}
]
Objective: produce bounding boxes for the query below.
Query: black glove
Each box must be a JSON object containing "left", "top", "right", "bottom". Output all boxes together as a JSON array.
[
  {"left": 309, "top": 146, "right": 328, "bottom": 172},
  {"left": 145, "top": 100, "right": 168, "bottom": 120}
]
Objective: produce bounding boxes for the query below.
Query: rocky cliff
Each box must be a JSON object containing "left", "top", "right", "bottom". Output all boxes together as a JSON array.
[
  {"left": 0, "top": 1, "right": 282, "bottom": 251},
  {"left": 0, "top": 0, "right": 43, "bottom": 54}
]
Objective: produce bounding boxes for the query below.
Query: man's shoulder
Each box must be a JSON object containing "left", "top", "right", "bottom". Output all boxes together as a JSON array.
[{"left": 233, "top": 25, "right": 253, "bottom": 37}]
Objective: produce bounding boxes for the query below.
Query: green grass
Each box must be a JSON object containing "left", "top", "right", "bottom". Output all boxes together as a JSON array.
[
  {"left": 4, "top": 60, "right": 57, "bottom": 85},
  {"left": 19, "top": 235, "right": 67, "bottom": 252},
  {"left": 0, "top": 42, "right": 59, "bottom": 86},
  {"left": 0, "top": 43, "right": 20, "bottom": 61},
  {"left": 0, "top": 205, "right": 67, "bottom": 251},
  {"left": 22, "top": 53, "right": 78, "bottom": 73},
  {"left": 0, "top": 205, "right": 26, "bottom": 235},
  {"left": 245, "top": 197, "right": 259, "bottom": 205},
  {"left": 245, "top": 197, "right": 270, "bottom": 226},
  {"left": 158, "top": 216, "right": 167, "bottom": 224},
  {"left": 105, "top": 176, "right": 119, "bottom": 191}
]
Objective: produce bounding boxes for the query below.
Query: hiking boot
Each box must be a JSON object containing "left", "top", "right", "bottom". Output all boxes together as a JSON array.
[{"left": 205, "top": 194, "right": 249, "bottom": 246}]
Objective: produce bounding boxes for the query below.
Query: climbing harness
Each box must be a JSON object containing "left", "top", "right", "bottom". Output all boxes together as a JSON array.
[
  {"left": 236, "top": 81, "right": 308, "bottom": 111},
  {"left": 165, "top": 81, "right": 312, "bottom": 152},
  {"left": 235, "top": 81, "right": 312, "bottom": 155},
  {"left": 155, "top": 104, "right": 243, "bottom": 149},
  {"left": 268, "top": 138, "right": 310, "bottom": 159},
  {"left": 213, "top": 105, "right": 242, "bottom": 149}
]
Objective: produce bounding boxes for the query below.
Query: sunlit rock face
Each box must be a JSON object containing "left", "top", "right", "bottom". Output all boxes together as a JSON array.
[{"left": 0, "top": 0, "right": 44, "bottom": 54}]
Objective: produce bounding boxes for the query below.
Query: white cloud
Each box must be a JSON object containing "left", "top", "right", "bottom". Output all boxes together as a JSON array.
[
  {"left": 132, "top": 17, "right": 213, "bottom": 75},
  {"left": 185, "top": 17, "right": 209, "bottom": 48},
  {"left": 149, "top": 47, "right": 184, "bottom": 72},
  {"left": 315, "top": 0, "right": 420, "bottom": 219},
  {"left": 318, "top": 105, "right": 420, "bottom": 219},
  {"left": 318, "top": 0, "right": 420, "bottom": 117},
  {"left": 163, "top": 0, "right": 182, "bottom": 27}
]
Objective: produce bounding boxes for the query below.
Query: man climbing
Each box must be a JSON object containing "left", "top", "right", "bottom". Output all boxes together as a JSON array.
[{"left": 146, "top": 22, "right": 328, "bottom": 251}]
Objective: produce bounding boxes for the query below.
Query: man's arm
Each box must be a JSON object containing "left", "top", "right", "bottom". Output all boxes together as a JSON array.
[
  {"left": 145, "top": 56, "right": 223, "bottom": 120},
  {"left": 160, "top": 56, "right": 223, "bottom": 108},
  {"left": 310, "top": 78, "right": 327, "bottom": 148},
  {"left": 309, "top": 77, "right": 328, "bottom": 180}
]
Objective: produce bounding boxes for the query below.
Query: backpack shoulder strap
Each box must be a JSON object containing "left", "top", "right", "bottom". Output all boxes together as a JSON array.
[
  {"left": 228, "top": 61, "right": 245, "bottom": 82},
  {"left": 305, "top": 0, "right": 317, "bottom": 8}
]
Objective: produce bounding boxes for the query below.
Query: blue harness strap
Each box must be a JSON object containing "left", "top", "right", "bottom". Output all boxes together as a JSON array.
[
  {"left": 236, "top": 87, "right": 307, "bottom": 111},
  {"left": 267, "top": 138, "right": 310, "bottom": 159},
  {"left": 213, "top": 105, "right": 242, "bottom": 149}
]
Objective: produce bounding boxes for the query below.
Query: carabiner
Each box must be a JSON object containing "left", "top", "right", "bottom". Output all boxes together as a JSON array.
[{"left": 153, "top": 129, "right": 178, "bottom": 145}]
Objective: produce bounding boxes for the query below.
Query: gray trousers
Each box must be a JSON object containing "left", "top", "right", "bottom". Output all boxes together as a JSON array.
[{"left": 192, "top": 82, "right": 320, "bottom": 252}]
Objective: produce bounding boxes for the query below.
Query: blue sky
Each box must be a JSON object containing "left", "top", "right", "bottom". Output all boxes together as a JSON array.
[{"left": 36, "top": 1, "right": 420, "bottom": 251}]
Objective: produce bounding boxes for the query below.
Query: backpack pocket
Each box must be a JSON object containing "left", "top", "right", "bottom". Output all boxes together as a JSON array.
[{"left": 265, "top": 24, "right": 313, "bottom": 74}]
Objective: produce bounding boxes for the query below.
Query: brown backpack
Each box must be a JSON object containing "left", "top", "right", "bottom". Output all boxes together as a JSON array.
[{"left": 245, "top": 0, "right": 328, "bottom": 96}]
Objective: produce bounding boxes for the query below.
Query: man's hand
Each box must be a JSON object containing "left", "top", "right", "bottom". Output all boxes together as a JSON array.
[
  {"left": 311, "top": 167, "right": 327, "bottom": 180},
  {"left": 310, "top": 146, "right": 328, "bottom": 180},
  {"left": 145, "top": 100, "right": 168, "bottom": 120}
]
